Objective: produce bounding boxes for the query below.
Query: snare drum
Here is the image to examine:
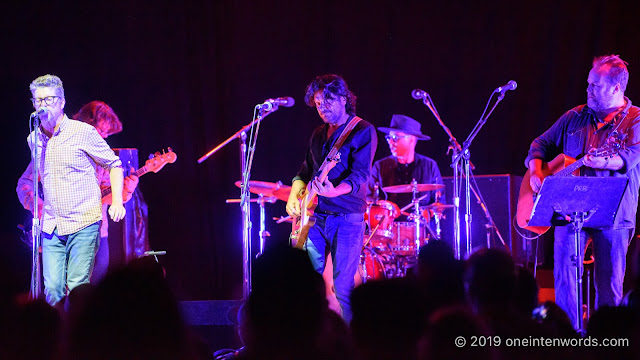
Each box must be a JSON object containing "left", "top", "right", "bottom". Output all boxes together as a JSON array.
[
  {"left": 366, "top": 200, "right": 400, "bottom": 238},
  {"left": 390, "top": 221, "right": 428, "bottom": 256}
]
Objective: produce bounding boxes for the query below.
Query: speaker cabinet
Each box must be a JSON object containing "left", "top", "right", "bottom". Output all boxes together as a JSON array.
[{"left": 440, "top": 174, "right": 534, "bottom": 264}]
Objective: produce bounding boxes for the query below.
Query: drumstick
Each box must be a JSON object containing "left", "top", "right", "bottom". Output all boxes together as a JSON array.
[{"left": 362, "top": 215, "right": 385, "bottom": 251}]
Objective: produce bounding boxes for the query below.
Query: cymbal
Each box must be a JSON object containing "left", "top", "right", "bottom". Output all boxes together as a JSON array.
[
  {"left": 382, "top": 183, "right": 445, "bottom": 193},
  {"left": 425, "top": 202, "right": 454, "bottom": 213},
  {"left": 234, "top": 180, "right": 291, "bottom": 202}
]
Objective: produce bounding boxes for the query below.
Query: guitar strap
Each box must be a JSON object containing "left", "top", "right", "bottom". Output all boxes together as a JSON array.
[{"left": 318, "top": 116, "right": 362, "bottom": 171}]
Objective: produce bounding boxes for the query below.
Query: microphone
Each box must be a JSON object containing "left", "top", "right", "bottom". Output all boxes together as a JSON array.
[
  {"left": 411, "top": 89, "right": 429, "bottom": 99},
  {"left": 495, "top": 80, "right": 517, "bottom": 94},
  {"left": 30, "top": 108, "right": 48, "bottom": 118},
  {"left": 258, "top": 97, "right": 295, "bottom": 111}
]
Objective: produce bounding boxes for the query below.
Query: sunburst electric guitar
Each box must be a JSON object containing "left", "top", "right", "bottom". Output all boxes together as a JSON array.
[
  {"left": 516, "top": 136, "right": 625, "bottom": 234},
  {"left": 291, "top": 153, "right": 341, "bottom": 249},
  {"left": 101, "top": 149, "right": 177, "bottom": 201}
]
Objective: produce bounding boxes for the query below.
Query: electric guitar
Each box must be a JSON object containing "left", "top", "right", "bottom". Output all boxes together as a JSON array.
[
  {"left": 516, "top": 136, "right": 625, "bottom": 234},
  {"left": 101, "top": 149, "right": 177, "bottom": 200},
  {"left": 291, "top": 153, "right": 341, "bottom": 249}
]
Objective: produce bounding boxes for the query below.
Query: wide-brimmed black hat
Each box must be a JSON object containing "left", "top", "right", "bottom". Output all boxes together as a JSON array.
[{"left": 378, "top": 114, "right": 430, "bottom": 140}]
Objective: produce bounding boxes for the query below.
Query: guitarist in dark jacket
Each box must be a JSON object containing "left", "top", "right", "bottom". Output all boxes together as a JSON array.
[
  {"left": 525, "top": 55, "right": 640, "bottom": 330},
  {"left": 286, "top": 74, "right": 377, "bottom": 322}
]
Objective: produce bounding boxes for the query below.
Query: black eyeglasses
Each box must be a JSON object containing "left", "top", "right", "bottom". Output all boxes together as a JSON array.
[
  {"left": 31, "top": 96, "right": 60, "bottom": 107},
  {"left": 385, "top": 134, "right": 412, "bottom": 142}
]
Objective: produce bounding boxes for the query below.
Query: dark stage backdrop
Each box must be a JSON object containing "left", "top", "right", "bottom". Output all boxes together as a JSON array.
[{"left": 2, "top": 0, "right": 640, "bottom": 300}]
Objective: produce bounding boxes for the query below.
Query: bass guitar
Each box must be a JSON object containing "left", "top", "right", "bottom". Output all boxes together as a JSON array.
[
  {"left": 291, "top": 153, "right": 341, "bottom": 249},
  {"left": 516, "top": 136, "right": 625, "bottom": 234},
  {"left": 102, "top": 149, "right": 177, "bottom": 200}
]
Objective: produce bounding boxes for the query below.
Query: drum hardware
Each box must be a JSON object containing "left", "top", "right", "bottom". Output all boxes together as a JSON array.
[
  {"left": 234, "top": 180, "right": 291, "bottom": 202},
  {"left": 363, "top": 215, "right": 386, "bottom": 250},
  {"left": 424, "top": 193, "right": 454, "bottom": 239},
  {"left": 382, "top": 183, "right": 445, "bottom": 193},
  {"left": 410, "top": 179, "right": 430, "bottom": 249},
  {"left": 232, "top": 180, "right": 291, "bottom": 257},
  {"left": 273, "top": 215, "right": 293, "bottom": 224}
]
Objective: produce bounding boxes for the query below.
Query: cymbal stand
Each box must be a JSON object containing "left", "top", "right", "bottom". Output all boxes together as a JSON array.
[
  {"left": 402, "top": 187, "right": 439, "bottom": 242},
  {"left": 411, "top": 179, "right": 422, "bottom": 255},
  {"left": 256, "top": 194, "right": 276, "bottom": 256},
  {"left": 431, "top": 192, "right": 444, "bottom": 239},
  {"left": 197, "top": 104, "right": 280, "bottom": 299},
  {"left": 226, "top": 195, "right": 277, "bottom": 257}
]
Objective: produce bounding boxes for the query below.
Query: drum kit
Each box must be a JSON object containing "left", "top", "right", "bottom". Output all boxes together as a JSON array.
[
  {"left": 231, "top": 179, "right": 453, "bottom": 284},
  {"left": 361, "top": 180, "right": 452, "bottom": 282}
]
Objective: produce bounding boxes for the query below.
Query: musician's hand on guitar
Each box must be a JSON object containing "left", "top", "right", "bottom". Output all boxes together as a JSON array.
[
  {"left": 312, "top": 177, "right": 349, "bottom": 198},
  {"left": 583, "top": 154, "right": 599, "bottom": 168},
  {"left": 583, "top": 154, "right": 622, "bottom": 170},
  {"left": 286, "top": 197, "right": 300, "bottom": 217},
  {"left": 124, "top": 167, "right": 139, "bottom": 192},
  {"left": 529, "top": 170, "right": 545, "bottom": 193}
]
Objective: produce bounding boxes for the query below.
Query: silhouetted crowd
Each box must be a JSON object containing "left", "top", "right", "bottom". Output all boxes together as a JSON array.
[
  {"left": 1, "top": 240, "right": 639, "bottom": 360},
  {"left": 214, "top": 241, "right": 640, "bottom": 360}
]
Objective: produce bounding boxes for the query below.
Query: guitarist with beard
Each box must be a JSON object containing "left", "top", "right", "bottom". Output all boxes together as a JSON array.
[
  {"left": 286, "top": 74, "right": 377, "bottom": 322},
  {"left": 524, "top": 55, "right": 640, "bottom": 329}
]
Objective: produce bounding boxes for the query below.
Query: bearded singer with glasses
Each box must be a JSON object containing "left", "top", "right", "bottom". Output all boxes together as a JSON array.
[{"left": 16, "top": 74, "right": 126, "bottom": 306}]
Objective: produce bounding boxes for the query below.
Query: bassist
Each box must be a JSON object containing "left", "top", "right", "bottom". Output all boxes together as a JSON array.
[
  {"left": 524, "top": 55, "right": 640, "bottom": 329},
  {"left": 286, "top": 74, "right": 377, "bottom": 322}
]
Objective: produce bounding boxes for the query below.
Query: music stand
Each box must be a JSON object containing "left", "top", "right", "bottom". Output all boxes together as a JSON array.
[{"left": 527, "top": 176, "right": 627, "bottom": 333}]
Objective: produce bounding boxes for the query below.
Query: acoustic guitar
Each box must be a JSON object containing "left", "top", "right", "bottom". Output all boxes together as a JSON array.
[{"left": 516, "top": 137, "right": 625, "bottom": 234}]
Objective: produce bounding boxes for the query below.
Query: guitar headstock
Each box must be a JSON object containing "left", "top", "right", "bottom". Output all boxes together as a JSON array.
[
  {"left": 590, "top": 132, "right": 627, "bottom": 158},
  {"left": 145, "top": 148, "right": 177, "bottom": 173}
]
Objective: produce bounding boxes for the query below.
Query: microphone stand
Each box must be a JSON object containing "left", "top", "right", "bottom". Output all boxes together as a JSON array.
[
  {"left": 417, "top": 91, "right": 508, "bottom": 259},
  {"left": 415, "top": 93, "right": 466, "bottom": 259},
  {"left": 452, "top": 91, "right": 507, "bottom": 257},
  {"left": 29, "top": 114, "right": 43, "bottom": 299},
  {"left": 197, "top": 105, "right": 278, "bottom": 299}
]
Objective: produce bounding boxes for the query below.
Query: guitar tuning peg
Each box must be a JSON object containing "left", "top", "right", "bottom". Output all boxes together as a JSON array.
[
  {"left": 167, "top": 147, "right": 173, "bottom": 152},
  {"left": 148, "top": 154, "right": 154, "bottom": 160},
  {"left": 154, "top": 151, "right": 161, "bottom": 157}
]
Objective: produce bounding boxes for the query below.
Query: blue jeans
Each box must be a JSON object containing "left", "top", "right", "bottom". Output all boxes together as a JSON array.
[
  {"left": 305, "top": 213, "right": 365, "bottom": 323},
  {"left": 554, "top": 226, "right": 631, "bottom": 329},
  {"left": 42, "top": 222, "right": 101, "bottom": 305}
]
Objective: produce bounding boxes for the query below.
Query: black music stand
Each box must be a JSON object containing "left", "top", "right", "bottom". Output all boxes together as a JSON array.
[{"left": 527, "top": 176, "right": 627, "bottom": 333}]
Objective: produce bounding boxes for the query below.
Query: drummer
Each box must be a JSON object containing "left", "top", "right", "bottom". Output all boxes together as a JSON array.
[{"left": 368, "top": 114, "right": 445, "bottom": 220}]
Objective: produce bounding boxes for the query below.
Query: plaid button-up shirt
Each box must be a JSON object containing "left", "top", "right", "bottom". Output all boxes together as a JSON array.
[{"left": 17, "top": 115, "right": 122, "bottom": 235}]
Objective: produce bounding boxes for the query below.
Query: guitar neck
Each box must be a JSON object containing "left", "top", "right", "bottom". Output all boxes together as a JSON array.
[
  {"left": 101, "top": 166, "right": 148, "bottom": 198},
  {"left": 555, "top": 157, "right": 585, "bottom": 177},
  {"left": 303, "top": 161, "right": 336, "bottom": 206}
]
